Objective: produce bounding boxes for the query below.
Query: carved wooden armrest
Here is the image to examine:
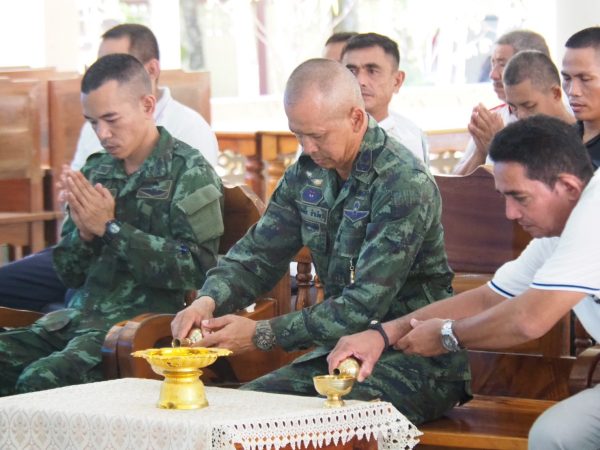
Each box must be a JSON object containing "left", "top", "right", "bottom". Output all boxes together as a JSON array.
[{"left": 569, "top": 344, "right": 600, "bottom": 395}]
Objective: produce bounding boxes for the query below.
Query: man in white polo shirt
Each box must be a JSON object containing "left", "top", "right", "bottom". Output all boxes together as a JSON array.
[{"left": 328, "top": 115, "right": 598, "bottom": 450}]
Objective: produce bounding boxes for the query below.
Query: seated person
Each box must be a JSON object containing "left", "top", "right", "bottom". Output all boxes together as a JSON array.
[
  {"left": 503, "top": 50, "right": 574, "bottom": 123},
  {"left": 453, "top": 30, "right": 550, "bottom": 174},
  {"left": 0, "top": 54, "right": 223, "bottom": 396},
  {"left": 562, "top": 26, "right": 600, "bottom": 168},
  {"left": 342, "top": 32, "right": 430, "bottom": 163},
  {"left": 0, "top": 23, "right": 219, "bottom": 313},
  {"left": 171, "top": 58, "right": 470, "bottom": 426},
  {"left": 327, "top": 115, "right": 597, "bottom": 448}
]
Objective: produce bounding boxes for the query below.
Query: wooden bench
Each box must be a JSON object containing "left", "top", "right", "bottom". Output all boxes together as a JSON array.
[
  {"left": 418, "top": 346, "right": 600, "bottom": 449},
  {"left": 0, "top": 77, "right": 62, "bottom": 258}
]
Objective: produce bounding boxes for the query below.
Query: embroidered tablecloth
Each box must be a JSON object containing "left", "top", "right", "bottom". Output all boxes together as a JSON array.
[{"left": 0, "top": 378, "right": 421, "bottom": 450}]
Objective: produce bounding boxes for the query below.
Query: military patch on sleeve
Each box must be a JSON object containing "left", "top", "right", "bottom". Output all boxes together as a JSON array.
[
  {"left": 300, "top": 185, "right": 323, "bottom": 205},
  {"left": 136, "top": 180, "right": 173, "bottom": 200}
]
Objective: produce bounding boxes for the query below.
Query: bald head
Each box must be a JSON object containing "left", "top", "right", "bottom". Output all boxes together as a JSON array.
[{"left": 284, "top": 58, "right": 364, "bottom": 117}]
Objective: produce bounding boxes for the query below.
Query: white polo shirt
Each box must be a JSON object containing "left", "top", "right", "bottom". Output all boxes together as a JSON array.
[{"left": 489, "top": 169, "right": 600, "bottom": 342}]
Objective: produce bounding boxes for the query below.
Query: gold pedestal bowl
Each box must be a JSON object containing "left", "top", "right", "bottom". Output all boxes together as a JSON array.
[
  {"left": 313, "top": 374, "right": 355, "bottom": 408},
  {"left": 132, "top": 347, "right": 231, "bottom": 410}
]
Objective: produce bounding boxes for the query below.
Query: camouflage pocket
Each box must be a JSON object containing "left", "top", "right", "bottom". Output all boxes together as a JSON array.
[
  {"left": 334, "top": 228, "right": 364, "bottom": 257},
  {"left": 178, "top": 184, "right": 224, "bottom": 243}
]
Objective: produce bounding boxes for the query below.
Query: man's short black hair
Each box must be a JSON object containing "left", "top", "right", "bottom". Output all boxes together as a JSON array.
[
  {"left": 489, "top": 115, "right": 594, "bottom": 187},
  {"left": 81, "top": 53, "right": 151, "bottom": 95},
  {"left": 565, "top": 26, "right": 600, "bottom": 50},
  {"left": 503, "top": 50, "right": 560, "bottom": 89},
  {"left": 102, "top": 23, "right": 160, "bottom": 63},
  {"left": 342, "top": 32, "right": 400, "bottom": 68},
  {"left": 325, "top": 31, "right": 358, "bottom": 46}
]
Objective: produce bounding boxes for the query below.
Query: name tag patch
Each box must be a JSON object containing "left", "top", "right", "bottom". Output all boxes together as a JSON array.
[{"left": 297, "top": 202, "right": 328, "bottom": 225}]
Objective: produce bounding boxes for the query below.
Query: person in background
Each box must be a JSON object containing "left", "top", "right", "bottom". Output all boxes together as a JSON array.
[
  {"left": 322, "top": 31, "right": 358, "bottom": 62},
  {"left": 562, "top": 26, "right": 600, "bottom": 169},
  {"left": 342, "top": 32, "right": 429, "bottom": 163},
  {"left": 503, "top": 50, "right": 574, "bottom": 123},
  {"left": 453, "top": 30, "right": 550, "bottom": 175}
]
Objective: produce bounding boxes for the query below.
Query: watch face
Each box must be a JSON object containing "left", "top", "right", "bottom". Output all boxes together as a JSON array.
[{"left": 108, "top": 222, "right": 120, "bottom": 234}]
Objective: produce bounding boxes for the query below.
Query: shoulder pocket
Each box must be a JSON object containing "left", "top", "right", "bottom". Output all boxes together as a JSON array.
[{"left": 177, "top": 184, "right": 224, "bottom": 243}]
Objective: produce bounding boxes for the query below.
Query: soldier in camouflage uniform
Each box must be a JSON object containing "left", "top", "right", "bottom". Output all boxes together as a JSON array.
[
  {"left": 172, "top": 58, "right": 470, "bottom": 425},
  {"left": 0, "top": 54, "right": 223, "bottom": 396}
]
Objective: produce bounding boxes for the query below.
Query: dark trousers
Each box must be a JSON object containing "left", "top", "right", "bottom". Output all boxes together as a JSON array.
[{"left": 0, "top": 247, "right": 71, "bottom": 312}]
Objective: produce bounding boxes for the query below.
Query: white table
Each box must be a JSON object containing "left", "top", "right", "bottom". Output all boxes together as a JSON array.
[{"left": 0, "top": 378, "right": 421, "bottom": 450}]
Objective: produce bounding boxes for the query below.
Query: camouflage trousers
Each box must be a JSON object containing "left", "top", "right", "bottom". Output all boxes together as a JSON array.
[
  {"left": 240, "top": 351, "right": 471, "bottom": 426},
  {"left": 0, "top": 310, "right": 105, "bottom": 397}
]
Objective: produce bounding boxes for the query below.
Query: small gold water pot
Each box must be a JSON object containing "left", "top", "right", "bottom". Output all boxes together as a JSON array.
[
  {"left": 132, "top": 347, "right": 231, "bottom": 410},
  {"left": 172, "top": 328, "right": 203, "bottom": 347},
  {"left": 313, "top": 374, "right": 355, "bottom": 408},
  {"left": 333, "top": 357, "right": 360, "bottom": 378}
]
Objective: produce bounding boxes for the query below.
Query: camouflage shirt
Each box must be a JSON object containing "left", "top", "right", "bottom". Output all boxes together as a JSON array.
[
  {"left": 200, "top": 118, "right": 469, "bottom": 380},
  {"left": 53, "top": 127, "right": 223, "bottom": 330}
]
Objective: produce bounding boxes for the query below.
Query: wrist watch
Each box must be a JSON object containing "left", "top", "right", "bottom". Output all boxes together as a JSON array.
[
  {"left": 252, "top": 320, "right": 276, "bottom": 351},
  {"left": 368, "top": 320, "right": 390, "bottom": 348},
  {"left": 440, "top": 319, "right": 463, "bottom": 352},
  {"left": 102, "top": 219, "right": 121, "bottom": 244}
]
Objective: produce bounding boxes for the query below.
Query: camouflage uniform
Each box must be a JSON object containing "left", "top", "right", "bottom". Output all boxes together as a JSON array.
[
  {"left": 199, "top": 118, "right": 470, "bottom": 425},
  {"left": 0, "top": 127, "right": 223, "bottom": 396}
]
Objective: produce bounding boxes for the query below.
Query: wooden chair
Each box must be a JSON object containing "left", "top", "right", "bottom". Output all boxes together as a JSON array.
[
  {"left": 0, "top": 78, "right": 61, "bottom": 259},
  {"left": 426, "top": 128, "right": 470, "bottom": 174},
  {"left": 160, "top": 69, "right": 211, "bottom": 124}
]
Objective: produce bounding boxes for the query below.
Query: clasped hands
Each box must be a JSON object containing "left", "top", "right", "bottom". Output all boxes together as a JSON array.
[
  {"left": 468, "top": 103, "right": 505, "bottom": 156},
  {"left": 58, "top": 165, "right": 115, "bottom": 241},
  {"left": 171, "top": 295, "right": 259, "bottom": 354}
]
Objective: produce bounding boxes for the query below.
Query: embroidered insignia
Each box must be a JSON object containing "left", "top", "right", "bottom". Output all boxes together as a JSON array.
[
  {"left": 297, "top": 202, "right": 328, "bottom": 225},
  {"left": 344, "top": 209, "right": 369, "bottom": 222},
  {"left": 301, "top": 185, "right": 323, "bottom": 205},
  {"left": 313, "top": 179, "right": 323, "bottom": 187},
  {"left": 356, "top": 150, "right": 372, "bottom": 173},
  {"left": 136, "top": 180, "right": 173, "bottom": 200}
]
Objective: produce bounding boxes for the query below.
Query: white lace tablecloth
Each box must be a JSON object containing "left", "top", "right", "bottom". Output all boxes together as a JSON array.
[{"left": 0, "top": 378, "right": 421, "bottom": 450}]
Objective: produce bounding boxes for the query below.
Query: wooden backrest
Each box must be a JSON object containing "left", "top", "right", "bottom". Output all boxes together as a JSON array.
[
  {"left": 0, "top": 78, "right": 44, "bottom": 212},
  {"left": 220, "top": 183, "right": 263, "bottom": 253},
  {"left": 435, "top": 165, "right": 531, "bottom": 273},
  {"left": 160, "top": 69, "right": 211, "bottom": 124}
]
